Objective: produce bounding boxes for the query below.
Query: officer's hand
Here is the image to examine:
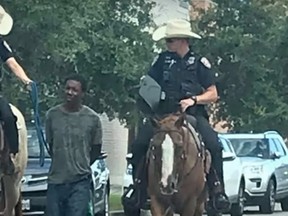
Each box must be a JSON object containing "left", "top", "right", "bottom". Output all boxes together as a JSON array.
[
  {"left": 24, "top": 80, "right": 33, "bottom": 91},
  {"left": 180, "top": 98, "right": 195, "bottom": 112}
]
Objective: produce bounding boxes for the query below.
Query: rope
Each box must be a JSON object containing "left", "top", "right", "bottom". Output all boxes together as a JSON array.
[{"left": 29, "top": 82, "right": 50, "bottom": 166}]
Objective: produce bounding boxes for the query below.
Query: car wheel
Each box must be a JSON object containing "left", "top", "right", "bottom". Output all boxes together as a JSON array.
[
  {"left": 259, "top": 178, "right": 276, "bottom": 214},
  {"left": 96, "top": 187, "right": 109, "bottom": 216},
  {"left": 230, "top": 181, "right": 245, "bottom": 216},
  {"left": 280, "top": 196, "right": 288, "bottom": 211}
]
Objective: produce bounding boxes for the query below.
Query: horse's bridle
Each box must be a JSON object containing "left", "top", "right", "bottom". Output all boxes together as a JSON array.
[
  {"left": 150, "top": 123, "right": 202, "bottom": 158},
  {"left": 149, "top": 124, "right": 204, "bottom": 190}
]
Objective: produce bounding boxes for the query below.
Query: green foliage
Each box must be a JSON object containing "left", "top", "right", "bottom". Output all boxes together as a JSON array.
[
  {"left": 2, "top": 0, "right": 155, "bottom": 126},
  {"left": 194, "top": 0, "right": 288, "bottom": 135}
]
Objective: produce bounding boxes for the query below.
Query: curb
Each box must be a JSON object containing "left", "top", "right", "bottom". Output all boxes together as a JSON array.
[{"left": 110, "top": 210, "right": 125, "bottom": 216}]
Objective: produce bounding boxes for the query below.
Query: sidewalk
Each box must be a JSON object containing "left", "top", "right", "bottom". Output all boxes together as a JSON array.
[{"left": 110, "top": 184, "right": 123, "bottom": 195}]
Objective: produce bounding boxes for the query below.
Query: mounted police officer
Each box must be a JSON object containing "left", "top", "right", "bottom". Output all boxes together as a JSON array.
[
  {"left": 0, "top": 5, "right": 32, "bottom": 174},
  {"left": 122, "top": 19, "right": 230, "bottom": 215}
]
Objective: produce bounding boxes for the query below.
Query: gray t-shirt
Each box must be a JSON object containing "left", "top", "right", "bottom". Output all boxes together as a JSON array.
[{"left": 45, "top": 104, "right": 102, "bottom": 184}]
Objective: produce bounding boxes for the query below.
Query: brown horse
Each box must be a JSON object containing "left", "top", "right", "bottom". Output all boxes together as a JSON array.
[
  {"left": 148, "top": 113, "right": 211, "bottom": 216},
  {"left": 0, "top": 104, "right": 28, "bottom": 216}
]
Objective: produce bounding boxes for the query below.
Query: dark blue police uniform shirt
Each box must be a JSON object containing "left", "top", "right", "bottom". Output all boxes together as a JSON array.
[
  {"left": 148, "top": 50, "right": 216, "bottom": 90},
  {"left": 0, "top": 37, "right": 13, "bottom": 62}
]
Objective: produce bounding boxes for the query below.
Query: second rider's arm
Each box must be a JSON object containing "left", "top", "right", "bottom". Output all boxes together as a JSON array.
[{"left": 0, "top": 38, "right": 32, "bottom": 84}]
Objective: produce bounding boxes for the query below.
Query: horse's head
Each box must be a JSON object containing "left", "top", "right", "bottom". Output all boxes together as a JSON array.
[{"left": 150, "top": 113, "right": 189, "bottom": 195}]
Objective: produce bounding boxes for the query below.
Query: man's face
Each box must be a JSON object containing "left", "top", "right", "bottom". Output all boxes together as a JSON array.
[
  {"left": 64, "top": 80, "right": 83, "bottom": 103},
  {"left": 165, "top": 38, "right": 184, "bottom": 52}
]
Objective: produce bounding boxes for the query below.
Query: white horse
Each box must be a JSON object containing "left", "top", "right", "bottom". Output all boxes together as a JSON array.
[{"left": 0, "top": 104, "right": 28, "bottom": 216}]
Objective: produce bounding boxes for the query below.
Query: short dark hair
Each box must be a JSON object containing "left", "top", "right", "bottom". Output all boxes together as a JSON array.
[{"left": 64, "top": 74, "right": 87, "bottom": 92}]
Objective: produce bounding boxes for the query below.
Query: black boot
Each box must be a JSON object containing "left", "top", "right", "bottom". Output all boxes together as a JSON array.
[
  {"left": 122, "top": 157, "right": 147, "bottom": 216},
  {"left": 3, "top": 117, "right": 18, "bottom": 176},
  {"left": 0, "top": 151, "right": 15, "bottom": 176},
  {"left": 212, "top": 151, "right": 231, "bottom": 212}
]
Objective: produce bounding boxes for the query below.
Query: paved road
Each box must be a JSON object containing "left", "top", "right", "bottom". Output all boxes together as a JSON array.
[
  {"left": 226, "top": 204, "right": 284, "bottom": 216},
  {"left": 138, "top": 203, "right": 285, "bottom": 216},
  {"left": 21, "top": 203, "right": 286, "bottom": 216}
]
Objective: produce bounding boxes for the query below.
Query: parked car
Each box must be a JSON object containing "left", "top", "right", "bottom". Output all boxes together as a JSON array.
[
  {"left": 21, "top": 127, "right": 110, "bottom": 216},
  {"left": 222, "top": 131, "right": 288, "bottom": 214},
  {"left": 123, "top": 134, "right": 245, "bottom": 216}
]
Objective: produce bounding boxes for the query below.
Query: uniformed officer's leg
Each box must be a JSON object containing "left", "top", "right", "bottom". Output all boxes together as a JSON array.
[
  {"left": 122, "top": 120, "right": 153, "bottom": 216},
  {"left": 194, "top": 115, "right": 230, "bottom": 211},
  {"left": 0, "top": 96, "right": 19, "bottom": 175},
  {"left": 131, "top": 120, "right": 154, "bottom": 180}
]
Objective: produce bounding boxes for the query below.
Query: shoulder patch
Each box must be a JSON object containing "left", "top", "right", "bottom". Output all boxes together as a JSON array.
[
  {"left": 3, "top": 40, "right": 12, "bottom": 53},
  {"left": 151, "top": 54, "right": 159, "bottom": 66},
  {"left": 200, "top": 57, "right": 211, "bottom": 69}
]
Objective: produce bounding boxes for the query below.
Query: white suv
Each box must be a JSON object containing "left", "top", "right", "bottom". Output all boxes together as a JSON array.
[{"left": 222, "top": 131, "right": 288, "bottom": 214}]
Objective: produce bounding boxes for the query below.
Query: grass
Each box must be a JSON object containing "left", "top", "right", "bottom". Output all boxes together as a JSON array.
[{"left": 109, "top": 194, "right": 123, "bottom": 211}]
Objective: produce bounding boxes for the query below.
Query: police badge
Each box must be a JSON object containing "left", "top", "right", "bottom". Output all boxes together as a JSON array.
[{"left": 187, "top": 56, "right": 195, "bottom": 65}]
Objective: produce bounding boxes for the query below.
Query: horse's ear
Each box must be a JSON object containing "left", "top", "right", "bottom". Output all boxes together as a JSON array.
[
  {"left": 150, "top": 117, "right": 160, "bottom": 129},
  {"left": 175, "top": 114, "right": 185, "bottom": 129}
]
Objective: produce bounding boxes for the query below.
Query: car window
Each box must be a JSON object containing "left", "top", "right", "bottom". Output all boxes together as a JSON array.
[
  {"left": 27, "top": 129, "right": 50, "bottom": 158},
  {"left": 268, "top": 139, "right": 278, "bottom": 156},
  {"left": 219, "top": 138, "right": 233, "bottom": 153},
  {"left": 228, "top": 138, "right": 269, "bottom": 159},
  {"left": 272, "top": 139, "right": 286, "bottom": 156}
]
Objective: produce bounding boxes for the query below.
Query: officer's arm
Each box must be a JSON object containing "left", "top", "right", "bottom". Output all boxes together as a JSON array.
[
  {"left": 5, "top": 58, "right": 32, "bottom": 84},
  {"left": 147, "top": 54, "right": 163, "bottom": 83},
  {"left": 0, "top": 40, "right": 32, "bottom": 84},
  {"left": 195, "top": 57, "right": 218, "bottom": 104}
]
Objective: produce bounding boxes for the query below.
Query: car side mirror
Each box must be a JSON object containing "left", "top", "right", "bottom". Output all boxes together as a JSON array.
[
  {"left": 271, "top": 152, "right": 281, "bottom": 160},
  {"left": 96, "top": 151, "right": 108, "bottom": 159},
  {"left": 222, "top": 151, "right": 236, "bottom": 161}
]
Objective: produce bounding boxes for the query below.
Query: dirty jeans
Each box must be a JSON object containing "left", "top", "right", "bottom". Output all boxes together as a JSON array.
[{"left": 44, "top": 174, "right": 91, "bottom": 216}]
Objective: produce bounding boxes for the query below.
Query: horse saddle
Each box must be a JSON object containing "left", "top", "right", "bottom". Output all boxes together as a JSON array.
[
  {"left": 184, "top": 115, "right": 202, "bottom": 146},
  {"left": 185, "top": 115, "right": 197, "bottom": 128}
]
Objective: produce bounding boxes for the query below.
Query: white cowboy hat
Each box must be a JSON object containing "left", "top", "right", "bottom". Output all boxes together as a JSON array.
[
  {"left": 0, "top": 5, "right": 13, "bottom": 35},
  {"left": 152, "top": 19, "right": 201, "bottom": 41}
]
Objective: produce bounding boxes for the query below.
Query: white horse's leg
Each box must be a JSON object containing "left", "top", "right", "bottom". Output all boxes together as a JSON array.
[{"left": 3, "top": 175, "right": 20, "bottom": 216}]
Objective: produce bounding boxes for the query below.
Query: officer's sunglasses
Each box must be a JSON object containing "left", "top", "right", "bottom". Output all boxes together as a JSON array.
[{"left": 165, "top": 38, "right": 179, "bottom": 43}]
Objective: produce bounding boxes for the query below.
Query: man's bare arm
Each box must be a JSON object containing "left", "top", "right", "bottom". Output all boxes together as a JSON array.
[{"left": 90, "top": 116, "right": 103, "bottom": 165}]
